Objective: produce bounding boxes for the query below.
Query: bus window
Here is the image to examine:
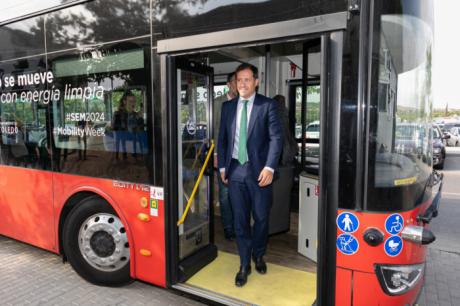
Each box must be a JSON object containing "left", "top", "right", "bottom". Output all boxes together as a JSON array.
[
  {"left": 0, "top": 56, "right": 51, "bottom": 170},
  {"left": 45, "top": 1, "right": 150, "bottom": 53},
  {"left": 367, "top": 0, "right": 434, "bottom": 211},
  {"left": 153, "top": 0, "right": 345, "bottom": 40},
  {"left": 293, "top": 84, "right": 320, "bottom": 173},
  {"left": 0, "top": 16, "right": 45, "bottom": 61},
  {"left": 49, "top": 44, "right": 153, "bottom": 184}
]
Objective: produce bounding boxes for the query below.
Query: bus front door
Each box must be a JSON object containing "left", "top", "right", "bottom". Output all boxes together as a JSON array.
[{"left": 175, "top": 58, "right": 217, "bottom": 282}]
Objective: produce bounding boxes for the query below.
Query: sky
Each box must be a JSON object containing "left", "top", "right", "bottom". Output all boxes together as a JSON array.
[{"left": 433, "top": 0, "right": 460, "bottom": 109}]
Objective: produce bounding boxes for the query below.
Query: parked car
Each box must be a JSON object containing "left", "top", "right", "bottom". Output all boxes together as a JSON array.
[
  {"left": 394, "top": 123, "right": 425, "bottom": 155},
  {"left": 441, "top": 122, "right": 460, "bottom": 146},
  {"left": 305, "top": 120, "right": 320, "bottom": 139},
  {"left": 446, "top": 127, "right": 460, "bottom": 146},
  {"left": 295, "top": 121, "right": 320, "bottom": 138},
  {"left": 433, "top": 124, "right": 446, "bottom": 169},
  {"left": 295, "top": 121, "right": 320, "bottom": 171},
  {"left": 305, "top": 121, "right": 320, "bottom": 164}
]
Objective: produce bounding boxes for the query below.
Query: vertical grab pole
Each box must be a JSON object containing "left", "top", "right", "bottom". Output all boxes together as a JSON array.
[{"left": 177, "top": 142, "right": 214, "bottom": 226}]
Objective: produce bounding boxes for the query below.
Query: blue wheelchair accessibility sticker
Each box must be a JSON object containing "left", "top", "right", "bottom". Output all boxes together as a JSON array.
[
  {"left": 336, "top": 212, "right": 359, "bottom": 233},
  {"left": 384, "top": 236, "right": 403, "bottom": 257},
  {"left": 336, "top": 234, "right": 359, "bottom": 255},
  {"left": 385, "top": 213, "right": 404, "bottom": 235}
]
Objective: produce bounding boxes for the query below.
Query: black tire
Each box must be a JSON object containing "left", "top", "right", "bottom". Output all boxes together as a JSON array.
[
  {"left": 437, "top": 154, "right": 445, "bottom": 170},
  {"left": 63, "top": 196, "right": 131, "bottom": 286}
]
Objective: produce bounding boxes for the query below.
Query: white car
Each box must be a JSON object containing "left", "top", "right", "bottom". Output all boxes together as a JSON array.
[
  {"left": 305, "top": 121, "right": 320, "bottom": 165},
  {"left": 447, "top": 127, "right": 460, "bottom": 146},
  {"left": 295, "top": 121, "right": 320, "bottom": 168}
]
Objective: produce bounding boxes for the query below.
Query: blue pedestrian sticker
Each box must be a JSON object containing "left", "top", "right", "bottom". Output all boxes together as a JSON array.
[
  {"left": 336, "top": 234, "right": 359, "bottom": 255},
  {"left": 336, "top": 212, "right": 359, "bottom": 233},
  {"left": 385, "top": 213, "right": 404, "bottom": 235},
  {"left": 384, "top": 236, "right": 403, "bottom": 257}
]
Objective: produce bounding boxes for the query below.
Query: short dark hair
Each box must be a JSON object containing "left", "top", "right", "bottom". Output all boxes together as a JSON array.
[
  {"left": 122, "top": 90, "right": 135, "bottom": 100},
  {"left": 119, "top": 90, "right": 135, "bottom": 110},
  {"left": 226, "top": 72, "right": 235, "bottom": 83},
  {"left": 235, "top": 63, "right": 258, "bottom": 79}
]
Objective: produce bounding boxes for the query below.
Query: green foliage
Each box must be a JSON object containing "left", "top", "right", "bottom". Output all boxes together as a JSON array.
[{"left": 433, "top": 108, "right": 460, "bottom": 118}]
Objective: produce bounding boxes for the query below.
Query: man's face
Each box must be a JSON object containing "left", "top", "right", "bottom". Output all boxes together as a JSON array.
[
  {"left": 126, "top": 96, "right": 136, "bottom": 112},
  {"left": 236, "top": 68, "right": 259, "bottom": 99},
  {"left": 227, "top": 75, "right": 237, "bottom": 97}
]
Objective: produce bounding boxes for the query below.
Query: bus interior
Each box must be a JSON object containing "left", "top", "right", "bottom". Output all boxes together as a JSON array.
[{"left": 173, "top": 37, "right": 323, "bottom": 306}]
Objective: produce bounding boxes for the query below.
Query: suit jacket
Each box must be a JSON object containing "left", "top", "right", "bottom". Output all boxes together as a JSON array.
[
  {"left": 213, "top": 94, "right": 229, "bottom": 151},
  {"left": 278, "top": 104, "right": 298, "bottom": 166},
  {"left": 217, "top": 93, "right": 283, "bottom": 179}
]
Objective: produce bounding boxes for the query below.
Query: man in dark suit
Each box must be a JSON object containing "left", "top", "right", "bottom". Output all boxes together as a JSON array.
[
  {"left": 213, "top": 72, "right": 238, "bottom": 241},
  {"left": 217, "top": 63, "right": 283, "bottom": 287}
]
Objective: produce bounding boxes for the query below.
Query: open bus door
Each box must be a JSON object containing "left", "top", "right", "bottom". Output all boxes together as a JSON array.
[{"left": 167, "top": 57, "right": 218, "bottom": 283}]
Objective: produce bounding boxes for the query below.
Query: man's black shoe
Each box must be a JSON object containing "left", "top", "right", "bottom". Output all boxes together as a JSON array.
[
  {"left": 235, "top": 265, "right": 251, "bottom": 287},
  {"left": 253, "top": 257, "right": 267, "bottom": 274}
]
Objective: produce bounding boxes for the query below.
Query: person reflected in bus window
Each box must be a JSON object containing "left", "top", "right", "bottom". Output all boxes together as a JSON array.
[
  {"left": 112, "top": 92, "right": 129, "bottom": 160},
  {"left": 218, "top": 63, "right": 283, "bottom": 287},
  {"left": 77, "top": 119, "right": 87, "bottom": 160},
  {"left": 137, "top": 102, "right": 147, "bottom": 156},
  {"left": 36, "top": 135, "right": 51, "bottom": 170},
  {"left": 10, "top": 119, "right": 29, "bottom": 166},
  {"left": 273, "top": 94, "right": 297, "bottom": 166},
  {"left": 126, "top": 94, "right": 144, "bottom": 160},
  {"left": 214, "top": 72, "right": 238, "bottom": 241}
]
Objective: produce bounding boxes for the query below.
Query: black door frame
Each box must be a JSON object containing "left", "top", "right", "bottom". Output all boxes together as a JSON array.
[{"left": 162, "top": 55, "right": 217, "bottom": 284}]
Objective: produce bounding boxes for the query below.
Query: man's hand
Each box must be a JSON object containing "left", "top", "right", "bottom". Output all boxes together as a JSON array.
[
  {"left": 258, "top": 168, "right": 273, "bottom": 187},
  {"left": 220, "top": 171, "right": 228, "bottom": 184}
]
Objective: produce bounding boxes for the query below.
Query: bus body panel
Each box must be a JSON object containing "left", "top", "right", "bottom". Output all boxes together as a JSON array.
[
  {"left": 53, "top": 173, "right": 167, "bottom": 287},
  {"left": 352, "top": 270, "right": 422, "bottom": 306},
  {"left": 336, "top": 198, "right": 432, "bottom": 273},
  {"left": 335, "top": 267, "right": 352, "bottom": 306},
  {"left": 0, "top": 166, "right": 55, "bottom": 252}
]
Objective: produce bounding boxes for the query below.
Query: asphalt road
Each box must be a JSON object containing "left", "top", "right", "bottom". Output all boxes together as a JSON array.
[{"left": 418, "top": 146, "right": 460, "bottom": 306}]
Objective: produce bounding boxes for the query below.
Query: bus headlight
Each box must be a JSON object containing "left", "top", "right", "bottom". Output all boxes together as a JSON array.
[{"left": 375, "top": 263, "right": 424, "bottom": 295}]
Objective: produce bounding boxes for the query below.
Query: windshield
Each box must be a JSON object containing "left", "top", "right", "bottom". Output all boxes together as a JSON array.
[
  {"left": 396, "top": 124, "right": 420, "bottom": 138},
  {"left": 366, "top": 0, "right": 434, "bottom": 212},
  {"left": 306, "top": 123, "right": 320, "bottom": 133}
]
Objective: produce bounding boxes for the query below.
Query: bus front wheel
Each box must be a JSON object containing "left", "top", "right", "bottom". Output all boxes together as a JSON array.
[{"left": 63, "top": 196, "right": 131, "bottom": 286}]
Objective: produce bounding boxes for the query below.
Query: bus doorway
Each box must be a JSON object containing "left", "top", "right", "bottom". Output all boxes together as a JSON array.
[{"left": 164, "top": 32, "right": 341, "bottom": 305}]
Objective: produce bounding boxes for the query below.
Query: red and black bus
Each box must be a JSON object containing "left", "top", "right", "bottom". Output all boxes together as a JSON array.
[{"left": 0, "top": 1, "right": 440, "bottom": 305}]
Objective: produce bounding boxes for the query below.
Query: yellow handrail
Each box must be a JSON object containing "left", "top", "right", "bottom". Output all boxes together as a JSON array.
[
  {"left": 191, "top": 143, "right": 204, "bottom": 171},
  {"left": 177, "top": 141, "right": 215, "bottom": 226}
]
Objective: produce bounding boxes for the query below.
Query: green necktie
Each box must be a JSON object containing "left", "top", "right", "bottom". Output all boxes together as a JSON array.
[{"left": 238, "top": 100, "right": 249, "bottom": 164}]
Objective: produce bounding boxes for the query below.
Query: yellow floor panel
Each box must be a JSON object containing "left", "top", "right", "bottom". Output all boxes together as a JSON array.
[{"left": 186, "top": 251, "right": 316, "bottom": 306}]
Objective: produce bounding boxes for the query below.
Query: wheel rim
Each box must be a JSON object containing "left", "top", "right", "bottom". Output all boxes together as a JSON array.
[{"left": 78, "top": 213, "right": 130, "bottom": 272}]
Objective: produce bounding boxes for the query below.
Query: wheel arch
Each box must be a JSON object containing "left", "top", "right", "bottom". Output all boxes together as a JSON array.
[{"left": 57, "top": 188, "right": 135, "bottom": 275}]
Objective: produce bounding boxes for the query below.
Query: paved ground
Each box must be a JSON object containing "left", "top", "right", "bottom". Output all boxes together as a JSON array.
[
  {"left": 418, "top": 147, "right": 460, "bottom": 306},
  {"left": 0, "top": 236, "right": 203, "bottom": 306}
]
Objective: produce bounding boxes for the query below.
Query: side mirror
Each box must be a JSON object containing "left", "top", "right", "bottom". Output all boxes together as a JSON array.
[
  {"left": 443, "top": 134, "right": 451, "bottom": 139},
  {"left": 402, "top": 225, "right": 436, "bottom": 245}
]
